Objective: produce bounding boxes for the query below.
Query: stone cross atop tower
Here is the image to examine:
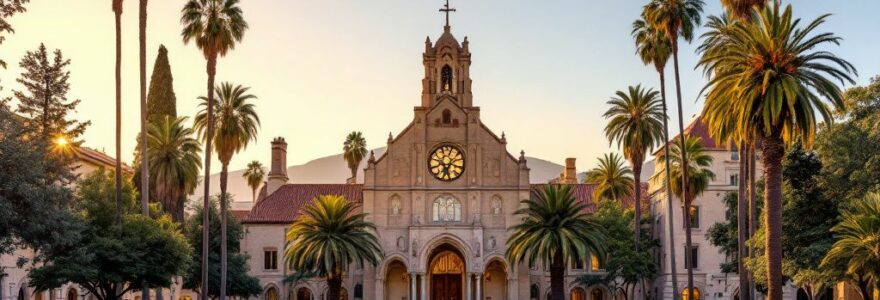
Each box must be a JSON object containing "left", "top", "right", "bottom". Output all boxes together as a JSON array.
[{"left": 421, "top": 0, "right": 473, "bottom": 108}]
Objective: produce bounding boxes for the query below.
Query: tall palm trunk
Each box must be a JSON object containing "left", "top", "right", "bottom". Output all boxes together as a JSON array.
[
  {"left": 632, "top": 154, "right": 643, "bottom": 249},
  {"left": 748, "top": 143, "right": 757, "bottom": 300},
  {"left": 761, "top": 130, "right": 784, "bottom": 300},
  {"left": 201, "top": 52, "right": 217, "bottom": 300},
  {"left": 137, "top": 1, "right": 152, "bottom": 299},
  {"left": 657, "top": 68, "right": 679, "bottom": 300},
  {"left": 550, "top": 248, "right": 565, "bottom": 300},
  {"left": 220, "top": 162, "right": 229, "bottom": 300},
  {"left": 671, "top": 38, "right": 695, "bottom": 300},
  {"left": 113, "top": 0, "right": 123, "bottom": 227},
  {"left": 737, "top": 144, "right": 750, "bottom": 300}
]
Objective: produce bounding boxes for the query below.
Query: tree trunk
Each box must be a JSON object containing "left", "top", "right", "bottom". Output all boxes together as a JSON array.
[
  {"left": 327, "top": 276, "right": 343, "bottom": 300},
  {"left": 633, "top": 156, "right": 643, "bottom": 250},
  {"left": 113, "top": 0, "right": 123, "bottom": 227},
  {"left": 657, "top": 69, "right": 679, "bottom": 300},
  {"left": 748, "top": 143, "right": 758, "bottom": 300},
  {"left": 220, "top": 162, "right": 229, "bottom": 300},
  {"left": 550, "top": 248, "right": 566, "bottom": 300},
  {"left": 671, "top": 38, "right": 694, "bottom": 300},
  {"left": 737, "top": 144, "right": 750, "bottom": 300},
  {"left": 761, "top": 131, "right": 785, "bottom": 300},
  {"left": 138, "top": 0, "right": 149, "bottom": 218},
  {"left": 350, "top": 166, "right": 357, "bottom": 184},
  {"left": 201, "top": 52, "right": 217, "bottom": 300}
]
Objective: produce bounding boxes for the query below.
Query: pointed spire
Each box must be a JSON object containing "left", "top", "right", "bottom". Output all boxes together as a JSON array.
[{"left": 368, "top": 150, "right": 376, "bottom": 164}]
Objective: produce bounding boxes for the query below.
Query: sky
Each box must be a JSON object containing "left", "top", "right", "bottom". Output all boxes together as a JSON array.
[{"left": 2, "top": 0, "right": 878, "bottom": 172}]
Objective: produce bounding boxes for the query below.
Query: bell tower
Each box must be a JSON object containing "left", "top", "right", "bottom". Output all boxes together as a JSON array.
[{"left": 421, "top": 0, "right": 473, "bottom": 108}]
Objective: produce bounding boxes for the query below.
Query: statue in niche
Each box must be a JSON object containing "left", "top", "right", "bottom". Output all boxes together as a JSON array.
[
  {"left": 397, "top": 236, "right": 407, "bottom": 251},
  {"left": 474, "top": 239, "right": 481, "bottom": 257},
  {"left": 390, "top": 198, "right": 401, "bottom": 215},
  {"left": 491, "top": 198, "right": 502, "bottom": 215},
  {"left": 488, "top": 236, "right": 497, "bottom": 250},
  {"left": 411, "top": 240, "right": 418, "bottom": 257}
]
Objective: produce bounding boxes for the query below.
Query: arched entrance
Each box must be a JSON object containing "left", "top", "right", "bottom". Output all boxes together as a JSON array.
[
  {"left": 571, "top": 287, "right": 586, "bottom": 300},
  {"left": 591, "top": 288, "right": 604, "bottom": 300},
  {"left": 483, "top": 260, "right": 508, "bottom": 300},
  {"left": 428, "top": 244, "right": 465, "bottom": 300},
  {"left": 67, "top": 289, "right": 78, "bottom": 300},
  {"left": 296, "top": 287, "right": 312, "bottom": 300},
  {"left": 264, "top": 287, "right": 278, "bottom": 300},
  {"left": 385, "top": 260, "right": 408, "bottom": 300}
]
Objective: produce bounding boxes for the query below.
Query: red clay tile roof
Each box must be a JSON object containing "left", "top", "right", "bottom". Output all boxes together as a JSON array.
[
  {"left": 655, "top": 115, "right": 728, "bottom": 155},
  {"left": 77, "top": 146, "right": 135, "bottom": 175},
  {"left": 231, "top": 210, "right": 251, "bottom": 220},
  {"left": 530, "top": 183, "right": 650, "bottom": 213},
  {"left": 242, "top": 184, "right": 363, "bottom": 224}
]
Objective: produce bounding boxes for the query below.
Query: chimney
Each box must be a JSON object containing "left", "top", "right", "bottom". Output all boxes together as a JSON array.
[
  {"left": 266, "top": 137, "right": 289, "bottom": 195},
  {"left": 562, "top": 158, "right": 578, "bottom": 184}
]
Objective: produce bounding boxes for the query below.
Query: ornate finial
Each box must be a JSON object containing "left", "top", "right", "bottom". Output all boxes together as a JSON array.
[
  {"left": 368, "top": 150, "right": 376, "bottom": 163},
  {"left": 501, "top": 131, "right": 506, "bottom": 142},
  {"left": 519, "top": 150, "right": 526, "bottom": 161},
  {"left": 388, "top": 132, "right": 393, "bottom": 142},
  {"left": 439, "top": 0, "right": 456, "bottom": 29}
]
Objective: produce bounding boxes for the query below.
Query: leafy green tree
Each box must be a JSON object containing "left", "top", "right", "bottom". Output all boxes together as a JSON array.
[
  {"left": 697, "top": 4, "right": 856, "bottom": 298},
  {"left": 181, "top": 2, "right": 249, "bottom": 298},
  {"left": 242, "top": 160, "right": 264, "bottom": 202},
  {"left": 28, "top": 169, "right": 192, "bottom": 300},
  {"left": 507, "top": 184, "right": 607, "bottom": 300},
  {"left": 183, "top": 197, "right": 261, "bottom": 300},
  {"left": 720, "top": 0, "right": 766, "bottom": 20},
  {"left": 0, "top": 100, "right": 77, "bottom": 256},
  {"left": 0, "top": 0, "right": 29, "bottom": 68},
  {"left": 13, "top": 43, "right": 89, "bottom": 142},
  {"left": 706, "top": 192, "right": 740, "bottom": 273},
  {"left": 343, "top": 131, "right": 367, "bottom": 183},
  {"left": 147, "top": 45, "right": 177, "bottom": 123},
  {"left": 194, "top": 82, "right": 259, "bottom": 300},
  {"left": 574, "top": 200, "right": 658, "bottom": 300},
  {"left": 147, "top": 116, "right": 202, "bottom": 222},
  {"left": 602, "top": 84, "right": 665, "bottom": 247},
  {"left": 821, "top": 193, "right": 880, "bottom": 300},
  {"left": 284, "top": 195, "right": 382, "bottom": 300},
  {"left": 584, "top": 152, "right": 634, "bottom": 201}
]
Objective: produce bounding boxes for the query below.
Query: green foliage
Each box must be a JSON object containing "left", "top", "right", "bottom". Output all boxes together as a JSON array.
[
  {"left": 632, "top": 17, "right": 671, "bottom": 73},
  {"left": 146, "top": 45, "right": 177, "bottom": 124},
  {"left": 242, "top": 160, "right": 265, "bottom": 202},
  {"left": 284, "top": 195, "right": 382, "bottom": 300},
  {"left": 575, "top": 200, "right": 658, "bottom": 293},
  {"left": 147, "top": 116, "right": 202, "bottom": 222},
  {"left": 194, "top": 82, "right": 260, "bottom": 166},
  {"left": 13, "top": 43, "right": 90, "bottom": 142},
  {"left": 821, "top": 193, "right": 880, "bottom": 297},
  {"left": 603, "top": 84, "right": 665, "bottom": 165},
  {"left": 643, "top": 0, "right": 705, "bottom": 45},
  {"left": 0, "top": 100, "right": 78, "bottom": 255},
  {"left": 0, "top": 0, "right": 29, "bottom": 68},
  {"left": 343, "top": 131, "right": 367, "bottom": 182},
  {"left": 182, "top": 197, "right": 261, "bottom": 298},
  {"left": 584, "top": 153, "right": 634, "bottom": 201},
  {"left": 651, "top": 135, "right": 715, "bottom": 203},
  {"left": 180, "top": 0, "right": 249, "bottom": 58},
  {"left": 507, "top": 185, "right": 607, "bottom": 300},
  {"left": 29, "top": 169, "right": 192, "bottom": 300}
]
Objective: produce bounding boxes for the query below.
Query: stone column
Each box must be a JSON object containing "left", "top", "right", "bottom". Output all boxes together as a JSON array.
[
  {"left": 465, "top": 273, "right": 473, "bottom": 300},
  {"left": 410, "top": 272, "right": 417, "bottom": 300},
  {"left": 419, "top": 273, "right": 427, "bottom": 300},
  {"left": 507, "top": 278, "right": 518, "bottom": 300},
  {"left": 375, "top": 278, "right": 384, "bottom": 300},
  {"left": 475, "top": 274, "right": 483, "bottom": 300}
]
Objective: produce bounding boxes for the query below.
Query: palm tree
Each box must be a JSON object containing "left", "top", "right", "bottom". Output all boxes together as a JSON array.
[
  {"left": 137, "top": 0, "right": 150, "bottom": 220},
  {"left": 698, "top": 4, "right": 856, "bottom": 299},
  {"left": 643, "top": 0, "right": 704, "bottom": 297},
  {"left": 241, "top": 160, "right": 264, "bottom": 202},
  {"left": 651, "top": 135, "right": 715, "bottom": 300},
  {"left": 284, "top": 195, "right": 383, "bottom": 300},
  {"left": 342, "top": 131, "right": 367, "bottom": 184},
  {"left": 194, "top": 81, "right": 258, "bottom": 300},
  {"left": 720, "top": 0, "right": 766, "bottom": 21},
  {"left": 181, "top": 2, "right": 247, "bottom": 297},
  {"left": 821, "top": 193, "right": 880, "bottom": 300},
  {"left": 632, "top": 16, "right": 681, "bottom": 300},
  {"left": 507, "top": 184, "right": 607, "bottom": 300},
  {"left": 584, "top": 153, "right": 635, "bottom": 202},
  {"left": 112, "top": 0, "right": 123, "bottom": 227},
  {"left": 146, "top": 116, "right": 202, "bottom": 223},
  {"left": 602, "top": 84, "right": 664, "bottom": 248}
]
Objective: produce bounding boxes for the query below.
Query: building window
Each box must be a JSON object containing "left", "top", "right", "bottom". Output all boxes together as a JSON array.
[
  {"left": 682, "top": 287, "right": 701, "bottom": 300},
  {"left": 264, "top": 249, "right": 278, "bottom": 270},
  {"left": 684, "top": 246, "right": 699, "bottom": 270},
  {"left": 686, "top": 206, "right": 700, "bottom": 229},
  {"left": 571, "top": 257, "right": 584, "bottom": 270},
  {"left": 731, "top": 151, "right": 739, "bottom": 161},
  {"left": 264, "top": 287, "right": 278, "bottom": 300},
  {"left": 730, "top": 173, "right": 739, "bottom": 186},
  {"left": 432, "top": 195, "right": 461, "bottom": 222},
  {"left": 590, "top": 254, "right": 601, "bottom": 271},
  {"left": 441, "top": 65, "right": 453, "bottom": 91}
]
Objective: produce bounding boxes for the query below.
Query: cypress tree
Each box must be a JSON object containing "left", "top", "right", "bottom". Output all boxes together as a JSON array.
[
  {"left": 14, "top": 43, "right": 89, "bottom": 141},
  {"left": 146, "top": 44, "right": 176, "bottom": 123}
]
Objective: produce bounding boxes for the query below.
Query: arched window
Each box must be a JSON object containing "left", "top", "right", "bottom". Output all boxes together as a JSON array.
[
  {"left": 296, "top": 287, "right": 312, "bottom": 300},
  {"left": 432, "top": 195, "right": 461, "bottom": 222},
  {"left": 591, "top": 288, "right": 604, "bottom": 300},
  {"left": 530, "top": 284, "right": 540, "bottom": 300},
  {"left": 66, "top": 289, "right": 78, "bottom": 300},
  {"left": 681, "top": 288, "right": 701, "bottom": 300},
  {"left": 571, "top": 288, "right": 586, "bottom": 300},
  {"left": 353, "top": 284, "right": 363, "bottom": 299},
  {"left": 441, "top": 65, "right": 453, "bottom": 91}
]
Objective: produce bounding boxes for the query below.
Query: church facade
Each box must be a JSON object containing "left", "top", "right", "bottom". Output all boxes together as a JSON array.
[{"left": 239, "top": 20, "right": 629, "bottom": 300}]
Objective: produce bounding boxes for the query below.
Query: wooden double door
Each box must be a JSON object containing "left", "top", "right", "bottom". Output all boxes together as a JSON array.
[{"left": 431, "top": 274, "right": 462, "bottom": 300}]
